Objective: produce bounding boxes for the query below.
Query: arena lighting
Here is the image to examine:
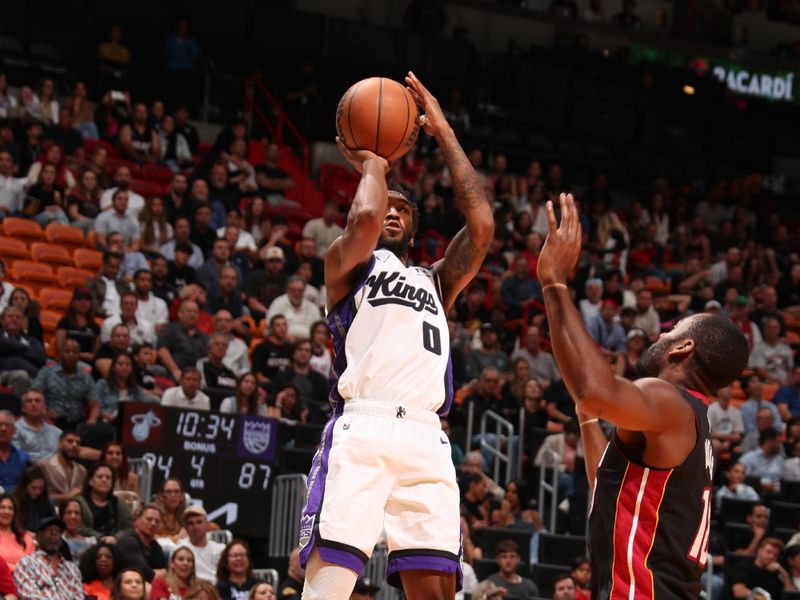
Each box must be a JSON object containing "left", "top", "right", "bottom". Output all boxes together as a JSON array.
[{"left": 683, "top": 84, "right": 696, "bottom": 95}]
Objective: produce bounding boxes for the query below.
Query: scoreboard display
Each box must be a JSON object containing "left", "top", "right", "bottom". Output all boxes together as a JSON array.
[{"left": 120, "top": 403, "right": 279, "bottom": 537}]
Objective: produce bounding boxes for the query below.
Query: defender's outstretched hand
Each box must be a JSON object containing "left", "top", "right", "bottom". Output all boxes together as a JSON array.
[
  {"left": 537, "top": 193, "right": 583, "bottom": 286},
  {"left": 336, "top": 136, "right": 388, "bottom": 174},
  {"left": 405, "top": 71, "right": 447, "bottom": 137}
]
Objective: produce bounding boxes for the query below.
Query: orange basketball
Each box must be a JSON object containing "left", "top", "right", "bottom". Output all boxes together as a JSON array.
[{"left": 335, "top": 77, "right": 420, "bottom": 162}]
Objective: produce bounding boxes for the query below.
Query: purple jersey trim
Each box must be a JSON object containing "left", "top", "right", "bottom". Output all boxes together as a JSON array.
[
  {"left": 386, "top": 553, "right": 463, "bottom": 591},
  {"left": 327, "top": 254, "right": 377, "bottom": 410},
  {"left": 317, "top": 545, "right": 367, "bottom": 575},
  {"left": 298, "top": 412, "right": 341, "bottom": 569}
]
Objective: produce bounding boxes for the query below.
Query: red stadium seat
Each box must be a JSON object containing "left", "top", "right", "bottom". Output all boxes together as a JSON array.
[
  {"left": 39, "top": 309, "right": 61, "bottom": 333},
  {"left": 129, "top": 179, "right": 165, "bottom": 198},
  {"left": 44, "top": 223, "right": 86, "bottom": 253},
  {"left": 73, "top": 248, "right": 103, "bottom": 271},
  {"left": 106, "top": 157, "right": 141, "bottom": 178},
  {"left": 57, "top": 266, "right": 95, "bottom": 287},
  {"left": 31, "top": 242, "right": 74, "bottom": 267},
  {"left": 139, "top": 163, "right": 175, "bottom": 184},
  {"left": 2, "top": 217, "right": 44, "bottom": 242},
  {"left": 39, "top": 287, "right": 73, "bottom": 311},
  {"left": 10, "top": 261, "right": 57, "bottom": 294},
  {"left": 0, "top": 236, "right": 30, "bottom": 268}
]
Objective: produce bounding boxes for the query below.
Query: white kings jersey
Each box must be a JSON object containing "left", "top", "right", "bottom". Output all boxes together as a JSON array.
[{"left": 327, "top": 249, "right": 454, "bottom": 415}]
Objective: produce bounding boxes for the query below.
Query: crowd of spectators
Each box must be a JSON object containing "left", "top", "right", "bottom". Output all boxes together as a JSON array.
[{"left": 0, "top": 16, "right": 800, "bottom": 598}]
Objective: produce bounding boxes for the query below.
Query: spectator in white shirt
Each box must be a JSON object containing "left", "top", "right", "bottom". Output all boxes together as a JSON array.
[
  {"left": 633, "top": 288, "right": 661, "bottom": 342},
  {"left": 217, "top": 210, "right": 257, "bottom": 254},
  {"left": 708, "top": 385, "right": 745, "bottom": 455},
  {"left": 99, "top": 165, "right": 146, "bottom": 220},
  {"left": 579, "top": 278, "right": 603, "bottom": 324},
  {"left": 100, "top": 291, "right": 156, "bottom": 345},
  {"left": 715, "top": 462, "right": 760, "bottom": 511},
  {"left": 132, "top": 270, "right": 169, "bottom": 331},
  {"left": 161, "top": 367, "right": 210, "bottom": 411},
  {"left": 302, "top": 200, "right": 343, "bottom": 258},
  {"left": 0, "top": 150, "right": 27, "bottom": 216},
  {"left": 177, "top": 505, "right": 225, "bottom": 584},
  {"left": 212, "top": 310, "right": 250, "bottom": 376},
  {"left": 784, "top": 438, "right": 800, "bottom": 482},
  {"left": 267, "top": 277, "right": 322, "bottom": 342},
  {"left": 749, "top": 316, "right": 795, "bottom": 385}
]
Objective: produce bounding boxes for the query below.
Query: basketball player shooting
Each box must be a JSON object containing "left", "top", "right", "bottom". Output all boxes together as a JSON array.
[
  {"left": 298, "top": 71, "right": 494, "bottom": 600},
  {"left": 537, "top": 193, "right": 749, "bottom": 599}
]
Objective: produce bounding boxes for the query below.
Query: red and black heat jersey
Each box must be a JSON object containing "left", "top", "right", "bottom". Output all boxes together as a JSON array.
[{"left": 588, "top": 388, "right": 715, "bottom": 600}]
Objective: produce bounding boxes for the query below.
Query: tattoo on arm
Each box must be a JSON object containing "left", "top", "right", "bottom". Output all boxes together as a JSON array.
[{"left": 442, "top": 228, "right": 487, "bottom": 286}]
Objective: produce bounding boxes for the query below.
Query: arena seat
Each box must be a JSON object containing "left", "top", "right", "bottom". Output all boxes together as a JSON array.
[
  {"left": 140, "top": 163, "right": 174, "bottom": 184},
  {"left": 719, "top": 497, "right": 758, "bottom": 524},
  {"left": 73, "top": 248, "right": 102, "bottom": 271},
  {"left": 293, "top": 423, "right": 324, "bottom": 449},
  {"left": 105, "top": 157, "right": 140, "bottom": 177},
  {"left": 482, "top": 527, "right": 534, "bottom": 565},
  {"left": 0, "top": 236, "right": 30, "bottom": 267},
  {"left": 2, "top": 217, "right": 44, "bottom": 242},
  {"left": 39, "top": 287, "right": 73, "bottom": 311},
  {"left": 10, "top": 260, "right": 57, "bottom": 291},
  {"left": 45, "top": 223, "right": 86, "bottom": 252},
  {"left": 769, "top": 501, "right": 800, "bottom": 530},
  {"left": 129, "top": 179, "right": 165, "bottom": 197},
  {"left": 39, "top": 309, "right": 61, "bottom": 333},
  {"left": 83, "top": 137, "right": 115, "bottom": 156},
  {"left": 31, "top": 242, "right": 74, "bottom": 267},
  {"left": 722, "top": 522, "right": 751, "bottom": 552},
  {"left": 537, "top": 533, "right": 586, "bottom": 566},
  {"left": 472, "top": 557, "right": 529, "bottom": 581},
  {"left": 530, "top": 563, "right": 571, "bottom": 598},
  {"left": 57, "top": 266, "right": 95, "bottom": 287},
  {"left": 77, "top": 422, "right": 117, "bottom": 450}
]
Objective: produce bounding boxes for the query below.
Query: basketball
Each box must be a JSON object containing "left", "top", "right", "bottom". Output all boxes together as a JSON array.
[{"left": 335, "top": 77, "right": 420, "bottom": 162}]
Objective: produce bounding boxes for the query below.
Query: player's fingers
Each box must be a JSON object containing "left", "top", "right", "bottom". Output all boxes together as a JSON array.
[
  {"left": 545, "top": 200, "right": 558, "bottom": 235},
  {"left": 406, "top": 86, "right": 424, "bottom": 110},
  {"left": 409, "top": 71, "right": 431, "bottom": 98},
  {"left": 559, "top": 193, "right": 569, "bottom": 230}
]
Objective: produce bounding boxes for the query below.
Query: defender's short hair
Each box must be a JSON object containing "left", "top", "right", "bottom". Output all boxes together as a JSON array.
[{"left": 685, "top": 315, "right": 749, "bottom": 393}]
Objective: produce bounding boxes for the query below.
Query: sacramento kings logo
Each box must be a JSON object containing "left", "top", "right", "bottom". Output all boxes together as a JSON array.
[{"left": 242, "top": 420, "right": 272, "bottom": 455}]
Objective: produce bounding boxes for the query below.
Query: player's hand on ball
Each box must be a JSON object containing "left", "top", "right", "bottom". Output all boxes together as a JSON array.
[
  {"left": 405, "top": 71, "right": 447, "bottom": 137},
  {"left": 335, "top": 136, "right": 388, "bottom": 174},
  {"left": 537, "top": 192, "right": 583, "bottom": 286}
]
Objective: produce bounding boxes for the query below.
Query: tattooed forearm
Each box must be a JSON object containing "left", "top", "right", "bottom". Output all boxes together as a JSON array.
[
  {"left": 433, "top": 126, "right": 494, "bottom": 308},
  {"left": 443, "top": 228, "right": 489, "bottom": 284}
]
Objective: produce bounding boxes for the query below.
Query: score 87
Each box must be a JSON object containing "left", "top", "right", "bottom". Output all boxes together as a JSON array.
[{"left": 238, "top": 463, "right": 272, "bottom": 490}]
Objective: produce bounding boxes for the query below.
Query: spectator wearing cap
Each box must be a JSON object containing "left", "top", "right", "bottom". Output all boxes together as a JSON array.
[
  {"left": 246, "top": 246, "right": 289, "bottom": 321},
  {"left": 12, "top": 388, "right": 61, "bottom": 463},
  {"left": 33, "top": 339, "right": 100, "bottom": 430},
  {"left": 615, "top": 328, "right": 648, "bottom": 380},
  {"left": 177, "top": 505, "right": 225, "bottom": 585},
  {"left": 278, "top": 547, "right": 305, "bottom": 600},
  {"left": 267, "top": 277, "right": 322, "bottom": 342},
  {"left": 160, "top": 217, "right": 205, "bottom": 269},
  {"left": 303, "top": 200, "right": 343, "bottom": 258},
  {"left": 511, "top": 326, "right": 561, "bottom": 389},
  {"left": 13, "top": 515, "right": 83, "bottom": 600},
  {"left": 749, "top": 316, "right": 794, "bottom": 386},
  {"left": 500, "top": 256, "right": 542, "bottom": 320},
  {"left": 161, "top": 367, "right": 210, "bottom": 411},
  {"left": 704, "top": 300, "right": 722, "bottom": 314},
  {"left": 350, "top": 577, "right": 380, "bottom": 600},
  {"left": 466, "top": 324, "right": 511, "bottom": 381},
  {"left": 587, "top": 299, "right": 627, "bottom": 353}
]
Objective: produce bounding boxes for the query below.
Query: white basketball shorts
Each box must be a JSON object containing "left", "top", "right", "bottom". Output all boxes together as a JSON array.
[{"left": 297, "top": 399, "right": 462, "bottom": 590}]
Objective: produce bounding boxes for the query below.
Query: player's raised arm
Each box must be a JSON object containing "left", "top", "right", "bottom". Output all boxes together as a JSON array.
[
  {"left": 325, "top": 138, "right": 390, "bottom": 308},
  {"left": 405, "top": 71, "right": 494, "bottom": 311},
  {"left": 537, "top": 193, "right": 691, "bottom": 433}
]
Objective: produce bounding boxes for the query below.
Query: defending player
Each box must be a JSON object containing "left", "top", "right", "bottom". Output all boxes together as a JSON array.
[
  {"left": 537, "top": 193, "right": 749, "bottom": 599},
  {"left": 299, "top": 72, "right": 494, "bottom": 600}
]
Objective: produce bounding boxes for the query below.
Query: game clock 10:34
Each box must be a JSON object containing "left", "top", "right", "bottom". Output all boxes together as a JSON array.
[{"left": 175, "top": 411, "right": 236, "bottom": 441}]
